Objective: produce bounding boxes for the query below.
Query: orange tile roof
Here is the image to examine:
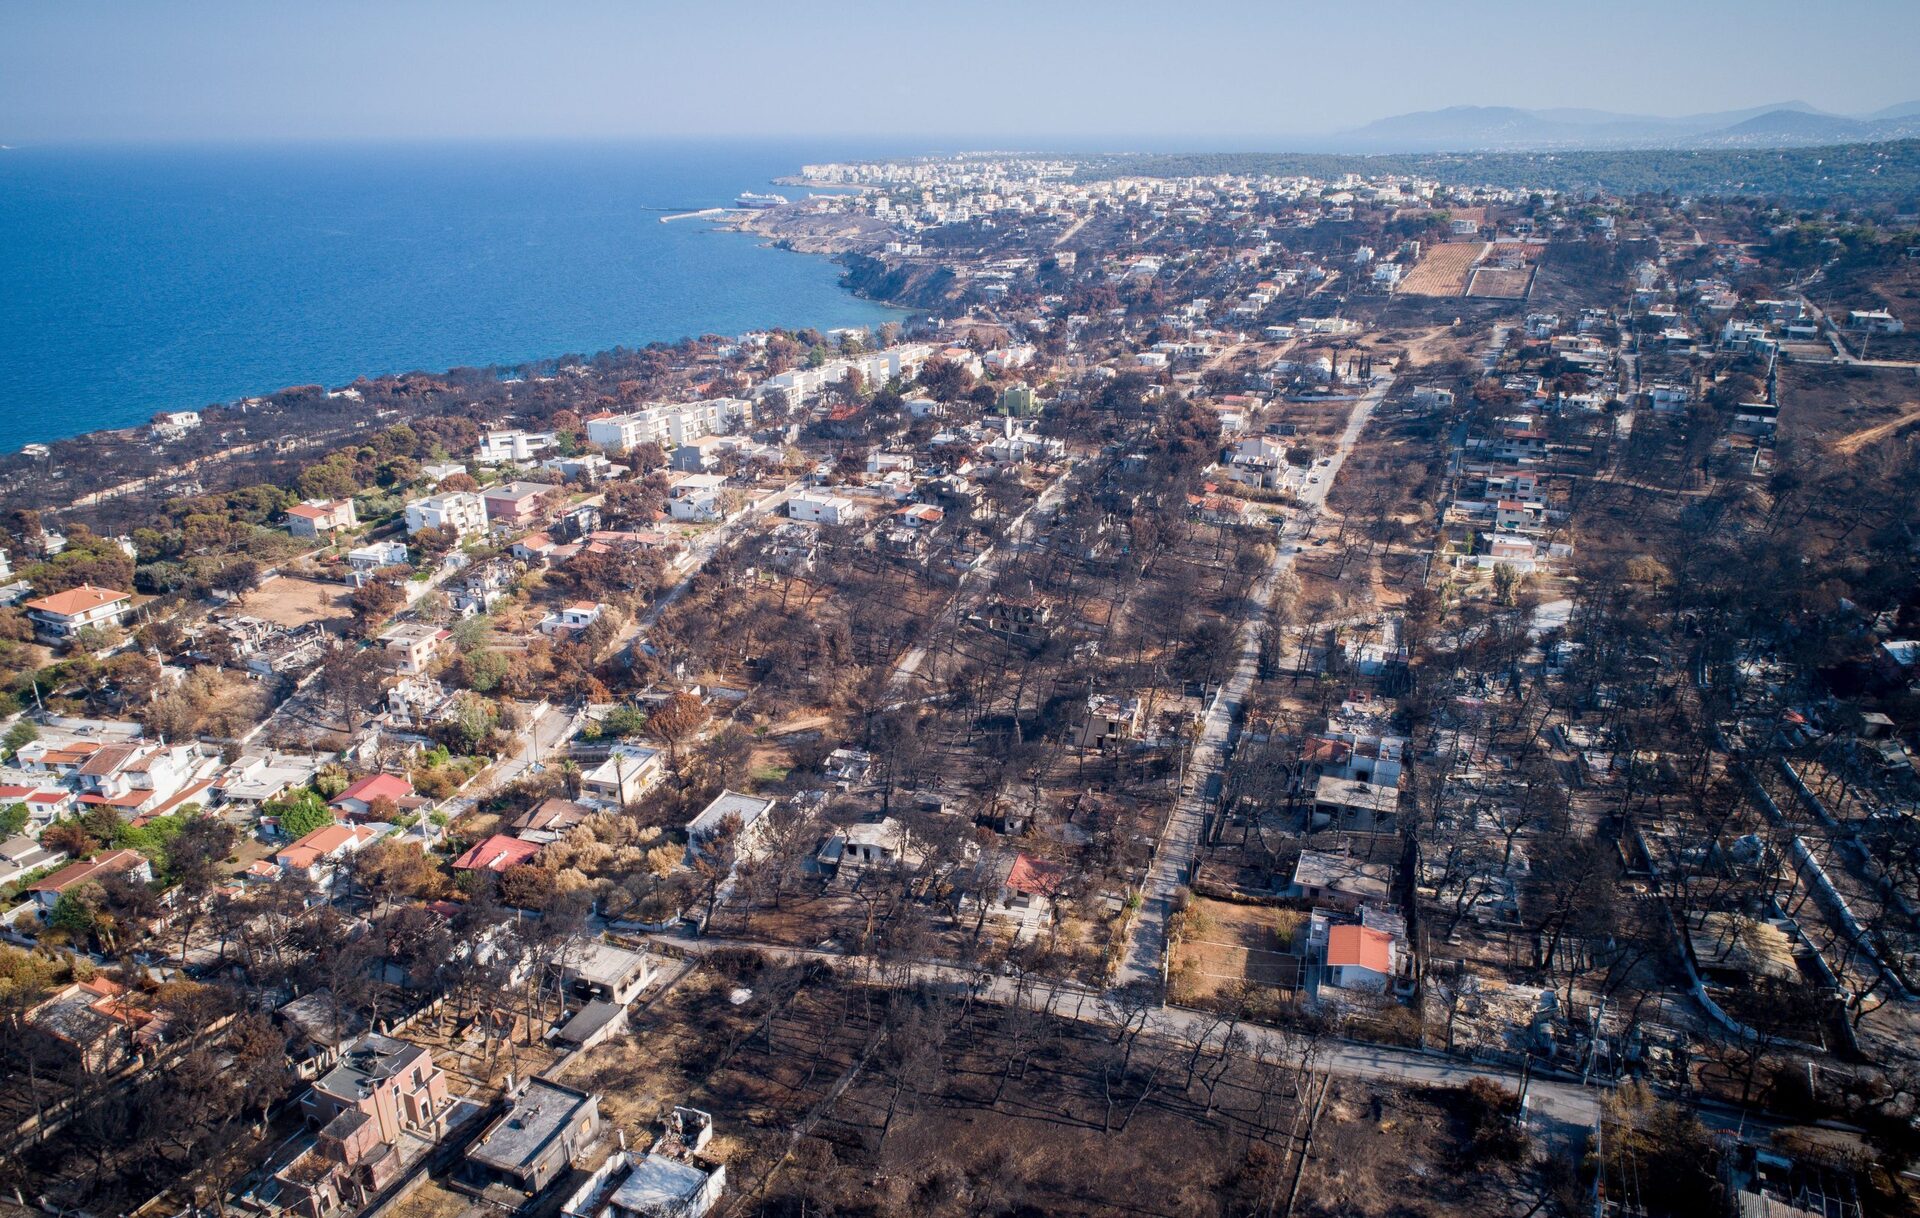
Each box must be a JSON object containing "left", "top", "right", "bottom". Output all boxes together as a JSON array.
[
  {"left": 78, "top": 790, "right": 150, "bottom": 809},
  {"left": 29, "top": 848, "right": 147, "bottom": 894},
  {"left": 276, "top": 823, "right": 379, "bottom": 870},
  {"left": 333, "top": 773, "right": 414, "bottom": 807},
  {"left": 23, "top": 585, "right": 130, "bottom": 618},
  {"left": 1326, "top": 924, "right": 1395, "bottom": 974},
  {"left": 452, "top": 834, "right": 541, "bottom": 872},
  {"left": 1006, "top": 853, "right": 1066, "bottom": 897}
]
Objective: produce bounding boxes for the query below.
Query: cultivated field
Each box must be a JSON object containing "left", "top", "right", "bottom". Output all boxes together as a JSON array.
[{"left": 1397, "top": 242, "right": 1486, "bottom": 297}]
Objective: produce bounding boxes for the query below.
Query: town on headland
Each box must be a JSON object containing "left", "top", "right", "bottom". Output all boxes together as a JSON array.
[{"left": 1, "top": 147, "right": 1919, "bottom": 1218}]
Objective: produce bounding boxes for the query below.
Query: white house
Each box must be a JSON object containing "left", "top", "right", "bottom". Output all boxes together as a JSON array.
[
  {"left": 1225, "top": 435, "right": 1290, "bottom": 490},
  {"left": 24, "top": 585, "right": 134, "bottom": 641},
  {"left": 685, "top": 790, "right": 777, "bottom": 865},
  {"left": 539, "top": 601, "right": 606, "bottom": 638},
  {"left": 379, "top": 623, "right": 448, "bottom": 674},
  {"left": 787, "top": 492, "right": 859, "bottom": 527},
  {"left": 404, "top": 491, "right": 488, "bottom": 538},
  {"left": 1323, "top": 923, "right": 1399, "bottom": 992},
  {"left": 1850, "top": 309, "right": 1903, "bottom": 334},
  {"left": 285, "top": 498, "right": 359, "bottom": 539},
  {"left": 581, "top": 743, "right": 664, "bottom": 806},
  {"left": 274, "top": 823, "right": 390, "bottom": 888},
  {"left": 149, "top": 410, "right": 202, "bottom": 440},
  {"left": 476, "top": 429, "right": 557, "bottom": 465},
  {"left": 347, "top": 539, "right": 410, "bottom": 586}
]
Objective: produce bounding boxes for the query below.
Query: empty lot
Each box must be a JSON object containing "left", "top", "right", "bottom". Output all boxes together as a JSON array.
[
  {"left": 1171, "top": 896, "right": 1302, "bottom": 1004},
  {"left": 242, "top": 574, "right": 353, "bottom": 630}
]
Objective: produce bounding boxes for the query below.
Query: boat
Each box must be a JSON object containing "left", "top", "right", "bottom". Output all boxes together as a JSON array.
[{"left": 734, "top": 191, "right": 788, "bottom": 209}]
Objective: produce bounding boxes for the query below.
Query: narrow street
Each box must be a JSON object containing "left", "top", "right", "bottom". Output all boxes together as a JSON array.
[
  {"left": 615, "top": 476, "right": 806, "bottom": 655},
  {"left": 886, "top": 456, "right": 1083, "bottom": 697},
  {"left": 1113, "top": 376, "right": 1395, "bottom": 988},
  {"left": 647, "top": 928, "right": 1610, "bottom": 1132}
]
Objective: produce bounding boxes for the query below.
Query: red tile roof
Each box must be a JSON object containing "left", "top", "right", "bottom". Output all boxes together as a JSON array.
[
  {"left": 78, "top": 790, "right": 150, "bottom": 809},
  {"left": 77, "top": 742, "right": 139, "bottom": 778},
  {"left": 29, "top": 849, "right": 147, "bottom": 894},
  {"left": 332, "top": 773, "right": 414, "bottom": 807},
  {"left": 1326, "top": 924, "right": 1395, "bottom": 974},
  {"left": 275, "top": 823, "right": 379, "bottom": 871},
  {"left": 1006, "top": 853, "right": 1066, "bottom": 897},
  {"left": 451, "top": 834, "right": 542, "bottom": 872},
  {"left": 24, "top": 585, "right": 130, "bottom": 618}
]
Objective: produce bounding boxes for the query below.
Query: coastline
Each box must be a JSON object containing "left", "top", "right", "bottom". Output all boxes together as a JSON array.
[
  {"left": 0, "top": 143, "right": 913, "bottom": 454},
  {"left": 769, "top": 177, "right": 880, "bottom": 192},
  {"left": 0, "top": 190, "right": 932, "bottom": 517},
  {"left": 709, "top": 205, "right": 896, "bottom": 257}
]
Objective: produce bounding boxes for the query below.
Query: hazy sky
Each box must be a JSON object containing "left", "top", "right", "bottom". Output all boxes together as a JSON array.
[{"left": 5, "top": 0, "right": 1917, "bottom": 145}]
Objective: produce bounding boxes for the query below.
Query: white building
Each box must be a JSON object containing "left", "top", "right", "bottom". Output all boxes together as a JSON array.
[
  {"left": 347, "top": 539, "right": 410, "bottom": 586},
  {"left": 758, "top": 344, "right": 933, "bottom": 404},
  {"left": 585, "top": 398, "right": 752, "bottom": 453},
  {"left": 285, "top": 498, "right": 359, "bottom": 539},
  {"left": 685, "top": 790, "right": 777, "bottom": 865},
  {"left": 539, "top": 601, "right": 606, "bottom": 638},
  {"left": 149, "top": 411, "right": 203, "bottom": 441},
  {"left": 404, "top": 491, "right": 488, "bottom": 538},
  {"left": 380, "top": 623, "right": 448, "bottom": 674},
  {"left": 476, "top": 429, "right": 558, "bottom": 465},
  {"left": 581, "top": 743, "right": 664, "bottom": 807},
  {"left": 787, "top": 492, "right": 859, "bottom": 527},
  {"left": 24, "top": 585, "right": 134, "bottom": 641}
]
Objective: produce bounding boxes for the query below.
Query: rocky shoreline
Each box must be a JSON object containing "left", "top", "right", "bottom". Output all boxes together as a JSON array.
[{"left": 710, "top": 206, "right": 968, "bottom": 314}]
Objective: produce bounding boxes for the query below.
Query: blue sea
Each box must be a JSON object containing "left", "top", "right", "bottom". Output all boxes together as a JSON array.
[{"left": 0, "top": 140, "right": 912, "bottom": 452}]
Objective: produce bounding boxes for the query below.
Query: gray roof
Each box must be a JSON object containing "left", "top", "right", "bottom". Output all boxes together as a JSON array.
[
  {"left": 555, "top": 999, "right": 624, "bottom": 1045},
  {"left": 486, "top": 481, "right": 559, "bottom": 502},
  {"left": 468, "top": 1078, "right": 596, "bottom": 1173},
  {"left": 0, "top": 836, "right": 65, "bottom": 887},
  {"left": 1313, "top": 775, "right": 1400, "bottom": 814},
  {"left": 687, "top": 790, "right": 775, "bottom": 840},
  {"left": 561, "top": 940, "right": 652, "bottom": 990},
  {"left": 1292, "top": 850, "right": 1391, "bottom": 901},
  {"left": 610, "top": 1153, "right": 711, "bottom": 1215},
  {"left": 277, "top": 991, "right": 360, "bottom": 1048},
  {"left": 313, "top": 1033, "right": 430, "bottom": 1104},
  {"left": 33, "top": 992, "right": 118, "bottom": 1045}
]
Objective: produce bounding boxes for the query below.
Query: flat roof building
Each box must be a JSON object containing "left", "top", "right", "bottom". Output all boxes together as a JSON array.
[{"left": 464, "top": 1077, "right": 602, "bottom": 1197}]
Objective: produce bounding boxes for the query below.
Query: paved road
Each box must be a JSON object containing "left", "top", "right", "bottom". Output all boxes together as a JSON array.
[
  {"left": 1112, "top": 376, "right": 1395, "bottom": 990},
  {"left": 886, "top": 457, "right": 1082, "bottom": 697},
  {"left": 648, "top": 926, "right": 1604, "bottom": 1131},
  {"left": 482, "top": 700, "right": 582, "bottom": 792},
  {"left": 616, "top": 478, "right": 805, "bottom": 658}
]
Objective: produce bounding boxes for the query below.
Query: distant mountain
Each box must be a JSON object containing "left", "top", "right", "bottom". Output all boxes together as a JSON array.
[
  {"left": 1529, "top": 101, "right": 1819, "bottom": 129},
  {"left": 1714, "top": 109, "right": 1876, "bottom": 142},
  {"left": 1337, "top": 101, "right": 1920, "bottom": 152},
  {"left": 1863, "top": 100, "right": 1920, "bottom": 121},
  {"left": 1350, "top": 106, "right": 1572, "bottom": 147}
]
